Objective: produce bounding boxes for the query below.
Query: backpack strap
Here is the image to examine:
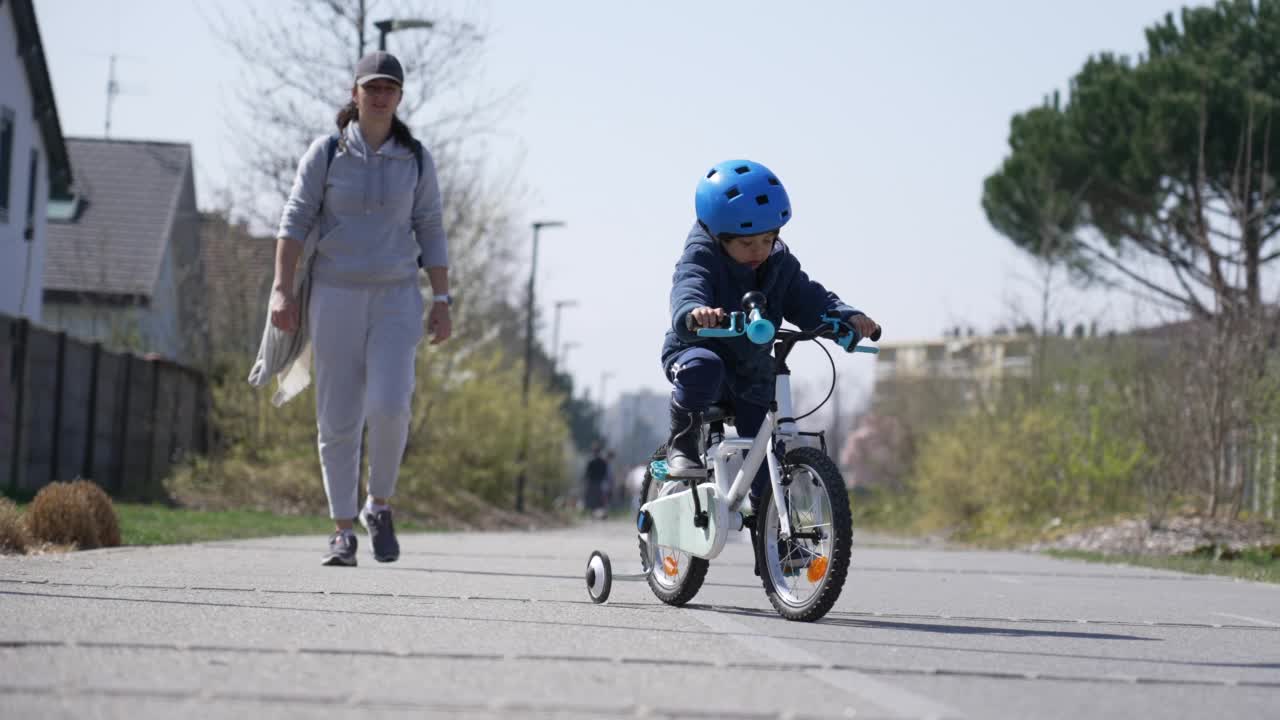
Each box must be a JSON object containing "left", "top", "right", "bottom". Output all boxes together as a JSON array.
[
  {"left": 411, "top": 139, "right": 424, "bottom": 181},
  {"left": 411, "top": 139, "right": 426, "bottom": 269},
  {"left": 296, "top": 133, "right": 342, "bottom": 294},
  {"left": 314, "top": 132, "right": 340, "bottom": 222},
  {"left": 325, "top": 133, "right": 340, "bottom": 171}
]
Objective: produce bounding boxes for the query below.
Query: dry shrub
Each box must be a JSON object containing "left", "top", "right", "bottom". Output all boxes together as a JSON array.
[
  {"left": 165, "top": 455, "right": 324, "bottom": 515},
  {"left": 69, "top": 479, "right": 121, "bottom": 547},
  {"left": 0, "top": 497, "right": 30, "bottom": 553},
  {"left": 27, "top": 481, "right": 110, "bottom": 549}
]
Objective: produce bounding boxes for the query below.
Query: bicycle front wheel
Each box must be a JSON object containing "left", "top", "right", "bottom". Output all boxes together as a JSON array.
[{"left": 754, "top": 446, "right": 852, "bottom": 621}]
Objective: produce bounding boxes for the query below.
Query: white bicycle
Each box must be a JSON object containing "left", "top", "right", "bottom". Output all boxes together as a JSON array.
[{"left": 585, "top": 292, "right": 879, "bottom": 622}]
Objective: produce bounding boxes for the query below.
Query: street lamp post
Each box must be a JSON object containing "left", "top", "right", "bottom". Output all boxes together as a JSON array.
[
  {"left": 516, "top": 220, "right": 566, "bottom": 512},
  {"left": 598, "top": 371, "right": 614, "bottom": 441},
  {"left": 521, "top": 221, "right": 565, "bottom": 401},
  {"left": 375, "top": 18, "right": 435, "bottom": 51},
  {"left": 550, "top": 299, "right": 578, "bottom": 378},
  {"left": 559, "top": 340, "right": 580, "bottom": 370}
]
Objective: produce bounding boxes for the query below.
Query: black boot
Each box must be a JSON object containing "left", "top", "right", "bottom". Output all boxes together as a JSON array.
[{"left": 665, "top": 399, "right": 705, "bottom": 477}]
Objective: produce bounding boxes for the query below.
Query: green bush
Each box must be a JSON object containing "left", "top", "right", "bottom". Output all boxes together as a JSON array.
[
  {"left": 403, "top": 348, "right": 571, "bottom": 510},
  {"left": 868, "top": 327, "right": 1280, "bottom": 540},
  {"left": 909, "top": 348, "right": 1149, "bottom": 542},
  {"left": 174, "top": 340, "right": 572, "bottom": 524}
]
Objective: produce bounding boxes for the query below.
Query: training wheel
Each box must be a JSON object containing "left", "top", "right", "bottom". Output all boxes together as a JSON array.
[{"left": 585, "top": 550, "right": 613, "bottom": 604}]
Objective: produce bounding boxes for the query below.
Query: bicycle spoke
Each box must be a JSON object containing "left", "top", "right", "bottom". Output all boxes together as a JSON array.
[{"left": 765, "top": 460, "right": 842, "bottom": 609}]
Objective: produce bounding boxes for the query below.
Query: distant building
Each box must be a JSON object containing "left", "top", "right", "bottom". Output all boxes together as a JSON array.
[
  {"left": 601, "top": 388, "right": 668, "bottom": 469},
  {"left": 42, "top": 139, "right": 205, "bottom": 366},
  {"left": 0, "top": 0, "right": 73, "bottom": 321},
  {"left": 873, "top": 334, "right": 1034, "bottom": 386}
]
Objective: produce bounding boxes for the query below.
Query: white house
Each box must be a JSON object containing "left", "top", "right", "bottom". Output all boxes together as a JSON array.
[{"left": 0, "top": 0, "right": 73, "bottom": 322}]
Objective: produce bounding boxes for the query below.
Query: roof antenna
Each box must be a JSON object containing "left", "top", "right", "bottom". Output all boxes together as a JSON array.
[
  {"left": 104, "top": 54, "right": 118, "bottom": 138},
  {"left": 99, "top": 54, "right": 145, "bottom": 138}
]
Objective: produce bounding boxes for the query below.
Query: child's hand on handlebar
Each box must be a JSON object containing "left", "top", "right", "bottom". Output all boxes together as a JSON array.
[
  {"left": 847, "top": 314, "right": 881, "bottom": 341},
  {"left": 689, "top": 306, "right": 726, "bottom": 329}
]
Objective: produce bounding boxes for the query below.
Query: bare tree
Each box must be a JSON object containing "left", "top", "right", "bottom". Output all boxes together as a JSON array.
[{"left": 207, "top": 1, "right": 525, "bottom": 318}]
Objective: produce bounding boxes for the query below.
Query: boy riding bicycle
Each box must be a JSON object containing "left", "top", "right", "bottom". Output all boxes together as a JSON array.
[{"left": 661, "top": 159, "right": 880, "bottom": 513}]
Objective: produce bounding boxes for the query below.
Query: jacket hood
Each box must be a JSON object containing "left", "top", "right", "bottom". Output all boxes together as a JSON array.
[{"left": 342, "top": 122, "right": 416, "bottom": 159}]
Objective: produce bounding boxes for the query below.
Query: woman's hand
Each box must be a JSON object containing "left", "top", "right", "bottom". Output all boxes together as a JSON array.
[
  {"left": 269, "top": 288, "right": 300, "bottom": 332},
  {"left": 428, "top": 301, "right": 452, "bottom": 344}
]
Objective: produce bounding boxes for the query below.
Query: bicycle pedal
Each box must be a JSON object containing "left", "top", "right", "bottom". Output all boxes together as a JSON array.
[
  {"left": 664, "top": 467, "right": 708, "bottom": 479},
  {"left": 650, "top": 459, "right": 705, "bottom": 480},
  {"left": 649, "top": 460, "right": 669, "bottom": 480}
]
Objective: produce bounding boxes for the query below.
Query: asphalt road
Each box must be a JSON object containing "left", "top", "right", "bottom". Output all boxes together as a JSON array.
[{"left": 2, "top": 519, "right": 1278, "bottom": 719}]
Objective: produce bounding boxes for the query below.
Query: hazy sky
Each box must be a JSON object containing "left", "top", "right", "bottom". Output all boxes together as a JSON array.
[{"left": 33, "top": 0, "right": 1190, "bottom": 410}]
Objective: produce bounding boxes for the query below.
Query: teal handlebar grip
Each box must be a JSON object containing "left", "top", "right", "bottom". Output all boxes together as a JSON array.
[{"left": 696, "top": 312, "right": 745, "bottom": 338}]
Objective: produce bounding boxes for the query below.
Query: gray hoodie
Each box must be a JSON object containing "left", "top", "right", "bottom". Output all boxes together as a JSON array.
[
  {"left": 277, "top": 122, "right": 448, "bottom": 285},
  {"left": 249, "top": 123, "right": 447, "bottom": 404}
]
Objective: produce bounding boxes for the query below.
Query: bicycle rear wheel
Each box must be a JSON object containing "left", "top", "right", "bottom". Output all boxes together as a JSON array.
[{"left": 637, "top": 444, "right": 710, "bottom": 606}]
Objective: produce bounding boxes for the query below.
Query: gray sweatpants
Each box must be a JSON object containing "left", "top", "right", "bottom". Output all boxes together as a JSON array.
[{"left": 310, "top": 279, "right": 424, "bottom": 520}]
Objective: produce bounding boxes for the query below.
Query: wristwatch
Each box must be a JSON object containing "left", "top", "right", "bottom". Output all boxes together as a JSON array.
[{"left": 432, "top": 293, "right": 453, "bottom": 307}]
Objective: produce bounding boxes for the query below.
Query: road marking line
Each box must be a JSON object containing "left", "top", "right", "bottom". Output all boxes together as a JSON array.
[
  {"left": 1211, "top": 612, "right": 1280, "bottom": 627},
  {"left": 692, "top": 610, "right": 962, "bottom": 719}
]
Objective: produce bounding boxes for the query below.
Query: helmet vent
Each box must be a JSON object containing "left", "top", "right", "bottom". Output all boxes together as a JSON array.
[
  {"left": 755, "top": 195, "right": 769, "bottom": 206},
  {"left": 706, "top": 169, "right": 718, "bottom": 179},
  {"left": 768, "top": 176, "right": 780, "bottom": 186},
  {"left": 739, "top": 221, "right": 754, "bottom": 229},
  {"left": 781, "top": 209, "right": 790, "bottom": 218},
  {"left": 734, "top": 165, "right": 751, "bottom": 175},
  {"left": 724, "top": 186, "right": 741, "bottom": 200}
]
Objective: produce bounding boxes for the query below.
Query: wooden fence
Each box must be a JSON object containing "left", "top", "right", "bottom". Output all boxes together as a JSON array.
[{"left": 0, "top": 314, "right": 209, "bottom": 498}]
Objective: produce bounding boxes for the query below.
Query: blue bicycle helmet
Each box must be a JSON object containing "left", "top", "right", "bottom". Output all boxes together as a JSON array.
[{"left": 694, "top": 159, "right": 792, "bottom": 238}]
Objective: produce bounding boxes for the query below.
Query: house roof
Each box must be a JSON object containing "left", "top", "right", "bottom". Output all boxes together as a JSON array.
[
  {"left": 9, "top": 0, "right": 71, "bottom": 196},
  {"left": 44, "top": 138, "right": 193, "bottom": 297}
]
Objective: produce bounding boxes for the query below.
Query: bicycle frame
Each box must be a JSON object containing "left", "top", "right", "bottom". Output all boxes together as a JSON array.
[{"left": 706, "top": 374, "right": 800, "bottom": 540}]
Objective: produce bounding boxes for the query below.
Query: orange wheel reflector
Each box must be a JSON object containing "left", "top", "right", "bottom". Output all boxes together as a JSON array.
[
  {"left": 806, "top": 555, "right": 829, "bottom": 583},
  {"left": 663, "top": 556, "right": 680, "bottom": 576}
]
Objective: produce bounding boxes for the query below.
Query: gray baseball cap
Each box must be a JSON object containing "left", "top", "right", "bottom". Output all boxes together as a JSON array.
[{"left": 355, "top": 51, "right": 404, "bottom": 86}]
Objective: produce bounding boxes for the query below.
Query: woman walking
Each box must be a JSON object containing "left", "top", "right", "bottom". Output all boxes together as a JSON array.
[{"left": 268, "top": 51, "right": 452, "bottom": 566}]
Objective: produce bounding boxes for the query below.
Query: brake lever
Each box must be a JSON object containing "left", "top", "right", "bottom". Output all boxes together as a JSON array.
[{"left": 820, "top": 314, "right": 882, "bottom": 354}]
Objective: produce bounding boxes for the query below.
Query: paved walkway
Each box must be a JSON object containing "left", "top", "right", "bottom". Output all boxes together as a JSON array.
[{"left": 2, "top": 520, "right": 1278, "bottom": 718}]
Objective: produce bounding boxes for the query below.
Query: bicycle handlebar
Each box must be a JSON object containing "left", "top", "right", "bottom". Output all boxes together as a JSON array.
[
  {"left": 784, "top": 314, "right": 881, "bottom": 354},
  {"left": 688, "top": 302, "right": 881, "bottom": 354},
  {"left": 687, "top": 308, "right": 776, "bottom": 343}
]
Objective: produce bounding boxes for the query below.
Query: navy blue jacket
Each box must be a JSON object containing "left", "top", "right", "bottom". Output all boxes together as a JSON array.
[{"left": 661, "top": 222, "right": 861, "bottom": 408}]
